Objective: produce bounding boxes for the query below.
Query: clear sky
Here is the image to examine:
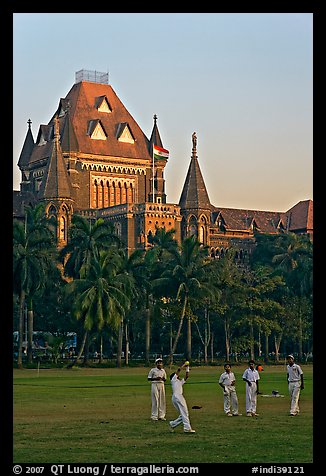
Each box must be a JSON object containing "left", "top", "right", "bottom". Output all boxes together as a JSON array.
[{"left": 13, "top": 13, "right": 313, "bottom": 212}]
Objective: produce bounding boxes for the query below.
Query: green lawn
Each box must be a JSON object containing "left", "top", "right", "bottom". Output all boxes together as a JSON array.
[{"left": 13, "top": 364, "right": 313, "bottom": 463}]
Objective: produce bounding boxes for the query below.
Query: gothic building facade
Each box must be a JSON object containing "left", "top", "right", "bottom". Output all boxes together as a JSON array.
[{"left": 13, "top": 70, "right": 313, "bottom": 258}]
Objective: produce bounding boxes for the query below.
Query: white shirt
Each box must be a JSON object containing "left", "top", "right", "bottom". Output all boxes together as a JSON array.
[
  {"left": 219, "top": 371, "right": 236, "bottom": 386},
  {"left": 287, "top": 363, "right": 303, "bottom": 382},
  {"left": 148, "top": 367, "right": 166, "bottom": 384},
  {"left": 242, "top": 367, "right": 260, "bottom": 383},
  {"left": 171, "top": 373, "right": 185, "bottom": 397}
]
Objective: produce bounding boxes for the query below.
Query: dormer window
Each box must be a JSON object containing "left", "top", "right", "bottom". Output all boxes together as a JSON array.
[
  {"left": 38, "top": 134, "right": 47, "bottom": 146},
  {"left": 215, "top": 213, "right": 226, "bottom": 232},
  {"left": 87, "top": 120, "right": 107, "bottom": 140},
  {"left": 95, "top": 96, "right": 112, "bottom": 113},
  {"left": 116, "top": 122, "right": 135, "bottom": 144},
  {"left": 250, "top": 219, "right": 260, "bottom": 232},
  {"left": 37, "top": 125, "right": 52, "bottom": 146},
  {"left": 277, "top": 219, "right": 285, "bottom": 232}
]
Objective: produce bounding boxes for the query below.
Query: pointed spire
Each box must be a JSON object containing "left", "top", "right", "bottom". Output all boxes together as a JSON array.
[
  {"left": 179, "top": 132, "right": 211, "bottom": 210},
  {"left": 149, "top": 113, "right": 163, "bottom": 152},
  {"left": 60, "top": 101, "right": 79, "bottom": 153},
  {"left": 39, "top": 116, "right": 73, "bottom": 200},
  {"left": 18, "top": 119, "right": 35, "bottom": 168}
]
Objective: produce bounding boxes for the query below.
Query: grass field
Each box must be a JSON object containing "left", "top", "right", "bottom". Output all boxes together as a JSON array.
[{"left": 13, "top": 364, "right": 313, "bottom": 464}]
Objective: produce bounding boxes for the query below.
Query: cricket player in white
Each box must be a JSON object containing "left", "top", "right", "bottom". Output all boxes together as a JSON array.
[
  {"left": 147, "top": 358, "right": 167, "bottom": 420},
  {"left": 169, "top": 363, "right": 195, "bottom": 433},
  {"left": 242, "top": 360, "right": 260, "bottom": 416},
  {"left": 286, "top": 354, "right": 304, "bottom": 416},
  {"left": 219, "top": 363, "right": 241, "bottom": 416}
]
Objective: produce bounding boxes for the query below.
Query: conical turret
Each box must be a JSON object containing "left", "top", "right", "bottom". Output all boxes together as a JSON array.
[{"left": 179, "top": 132, "right": 211, "bottom": 211}]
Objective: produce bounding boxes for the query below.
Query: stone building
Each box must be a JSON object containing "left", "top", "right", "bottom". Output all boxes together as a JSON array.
[{"left": 13, "top": 70, "right": 313, "bottom": 257}]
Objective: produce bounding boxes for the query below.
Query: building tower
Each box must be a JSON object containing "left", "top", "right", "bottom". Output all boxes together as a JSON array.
[
  {"left": 38, "top": 116, "right": 74, "bottom": 247},
  {"left": 179, "top": 132, "right": 212, "bottom": 245}
]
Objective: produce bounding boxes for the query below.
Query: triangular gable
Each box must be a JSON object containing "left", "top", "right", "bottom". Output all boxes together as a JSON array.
[
  {"left": 116, "top": 122, "right": 135, "bottom": 144},
  {"left": 213, "top": 211, "right": 226, "bottom": 231},
  {"left": 95, "top": 95, "right": 112, "bottom": 113},
  {"left": 87, "top": 120, "right": 107, "bottom": 140},
  {"left": 249, "top": 218, "right": 260, "bottom": 231},
  {"left": 36, "top": 125, "right": 52, "bottom": 146},
  {"left": 276, "top": 218, "right": 285, "bottom": 231},
  {"left": 58, "top": 98, "right": 70, "bottom": 117}
]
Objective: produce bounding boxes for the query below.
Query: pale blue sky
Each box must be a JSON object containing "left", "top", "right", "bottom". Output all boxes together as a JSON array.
[{"left": 13, "top": 13, "right": 313, "bottom": 212}]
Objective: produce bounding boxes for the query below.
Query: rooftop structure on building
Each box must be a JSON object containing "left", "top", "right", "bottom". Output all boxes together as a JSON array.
[{"left": 14, "top": 69, "right": 313, "bottom": 255}]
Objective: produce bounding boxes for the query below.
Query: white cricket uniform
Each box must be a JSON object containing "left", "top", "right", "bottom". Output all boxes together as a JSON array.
[
  {"left": 147, "top": 367, "right": 167, "bottom": 420},
  {"left": 287, "top": 363, "right": 303, "bottom": 415},
  {"left": 169, "top": 374, "right": 192, "bottom": 431},
  {"left": 242, "top": 367, "right": 260, "bottom": 414},
  {"left": 219, "top": 371, "right": 239, "bottom": 415}
]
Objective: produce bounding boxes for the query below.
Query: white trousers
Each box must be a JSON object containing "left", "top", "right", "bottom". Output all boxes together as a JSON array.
[
  {"left": 245, "top": 382, "right": 257, "bottom": 413},
  {"left": 223, "top": 386, "right": 239, "bottom": 415},
  {"left": 170, "top": 394, "right": 192, "bottom": 431},
  {"left": 288, "top": 381, "right": 301, "bottom": 415},
  {"left": 151, "top": 383, "right": 166, "bottom": 420}
]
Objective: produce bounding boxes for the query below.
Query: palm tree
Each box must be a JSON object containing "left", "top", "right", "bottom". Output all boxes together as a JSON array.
[
  {"left": 272, "top": 233, "right": 312, "bottom": 359},
  {"left": 147, "top": 227, "right": 179, "bottom": 262},
  {"left": 145, "top": 227, "right": 179, "bottom": 364},
  {"left": 59, "top": 215, "right": 121, "bottom": 279},
  {"left": 152, "top": 235, "right": 214, "bottom": 363},
  {"left": 117, "top": 248, "right": 150, "bottom": 365},
  {"left": 64, "top": 249, "right": 132, "bottom": 367},
  {"left": 13, "top": 203, "right": 56, "bottom": 367}
]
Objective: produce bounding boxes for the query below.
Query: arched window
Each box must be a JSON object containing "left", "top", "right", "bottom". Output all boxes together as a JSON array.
[
  {"left": 189, "top": 216, "right": 197, "bottom": 237},
  {"left": 59, "top": 215, "right": 66, "bottom": 241},
  {"left": 199, "top": 225, "right": 205, "bottom": 244},
  {"left": 104, "top": 181, "right": 109, "bottom": 208},
  {"left": 127, "top": 183, "right": 133, "bottom": 203},
  {"left": 120, "top": 182, "right": 126, "bottom": 204},
  {"left": 93, "top": 180, "right": 98, "bottom": 208},
  {"left": 48, "top": 204, "right": 57, "bottom": 217},
  {"left": 198, "top": 215, "right": 207, "bottom": 244}
]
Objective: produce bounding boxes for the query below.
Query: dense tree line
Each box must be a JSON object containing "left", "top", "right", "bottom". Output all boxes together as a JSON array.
[{"left": 13, "top": 204, "right": 313, "bottom": 368}]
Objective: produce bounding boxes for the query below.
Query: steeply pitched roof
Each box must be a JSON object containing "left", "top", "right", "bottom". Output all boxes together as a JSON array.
[
  {"left": 60, "top": 113, "right": 79, "bottom": 152},
  {"left": 286, "top": 199, "right": 313, "bottom": 232},
  {"left": 212, "top": 206, "right": 287, "bottom": 233},
  {"left": 17, "top": 121, "right": 35, "bottom": 168},
  {"left": 38, "top": 118, "right": 73, "bottom": 200},
  {"left": 25, "top": 81, "right": 152, "bottom": 166},
  {"left": 179, "top": 139, "right": 211, "bottom": 210},
  {"left": 149, "top": 114, "right": 164, "bottom": 151},
  {"left": 63, "top": 81, "right": 151, "bottom": 159}
]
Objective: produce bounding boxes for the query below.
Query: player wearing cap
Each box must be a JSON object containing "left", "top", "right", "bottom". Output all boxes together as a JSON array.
[
  {"left": 242, "top": 359, "right": 260, "bottom": 417},
  {"left": 169, "top": 362, "right": 195, "bottom": 433},
  {"left": 286, "top": 354, "right": 304, "bottom": 416},
  {"left": 147, "top": 358, "right": 167, "bottom": 421}
]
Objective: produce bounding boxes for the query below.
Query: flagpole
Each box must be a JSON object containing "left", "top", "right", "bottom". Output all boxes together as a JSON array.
[{"left": 152, "top": 144, "right": 155, "bottom": 203}]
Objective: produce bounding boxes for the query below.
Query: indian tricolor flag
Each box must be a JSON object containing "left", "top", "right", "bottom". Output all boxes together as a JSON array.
[{"left": 153, "top": 144, "right": 169, "bottom": 161}]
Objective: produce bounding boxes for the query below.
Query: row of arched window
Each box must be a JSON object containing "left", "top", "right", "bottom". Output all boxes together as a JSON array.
[
  {"left": 92, "top": 179, "right": 134, "bottom": 208},
  {"left": 210, "top": 247, "right": 249, "bottom": 261}
]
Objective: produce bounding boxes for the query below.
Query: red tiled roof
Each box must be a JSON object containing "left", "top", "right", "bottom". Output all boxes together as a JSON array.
[
  {"left": 27, "top": 81, "right": 152, "bottom": 165},
  {"left": 286, "top": 200, "right": 313, "bottom": 232},
  {"left": 64, "top": 81, "right": 151, "bottom": 160},
  {"left": 212, "top": 206, "right": 287, "bottom": 233}
]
